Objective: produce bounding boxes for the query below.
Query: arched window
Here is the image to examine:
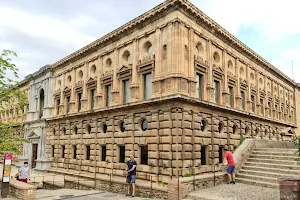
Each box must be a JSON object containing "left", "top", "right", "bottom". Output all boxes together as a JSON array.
[
  {"left": 120, "top": 121, "right": 126, "bottom": 132},
  {"left": 200, "top": 120, "right": 206, "bottom": 131},
  {"left": 196, "top": 43, "right": 203, "bottom": 56},
  {"left": 232, "top": 125, "right": 237, "bottom": 134},
  {"left": 39, "top": 89, "right": 45, "bottom": 119},
  {"left": 218, "top": 122, "right": 224, "bottom": 133},
  {"left": 78, "top": 70, "right": 83, "bottom": 79},
  {"left": 74, "top": 126, "right": 78, "bottom": 135},
  {"left": 122, "top": 50, "right": 131, "bottom": 62},
  {"left": 90, "top": 65, "right": 96, "bottom": 74},
  {"left": 213, "top": 52, "right": 220, "bottom": 63},
  {"left": 106, "top": 58, "right": 112, "bottom": 68},
  {"left": 86, "top": 124, "right": 91, "bottom": 134},
  {"left": 141, "top": 119, "right": 148, "bottom": 131},
  {"left": 102, "top": 123, "right": 108, "bottom": 133}
]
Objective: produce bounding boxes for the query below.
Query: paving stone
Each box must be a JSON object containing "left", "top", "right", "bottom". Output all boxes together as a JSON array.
[{"left": 187, "top": 183, "right": 280, "bottom": 200}]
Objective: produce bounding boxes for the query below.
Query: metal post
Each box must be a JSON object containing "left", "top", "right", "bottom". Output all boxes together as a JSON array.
[
  {"left": 193, "top": 167, "right": 196, "bottom": 191},
  {"left": 150, "top": 176, "right": 153, "bottom": 197},
  {"left": 53, "top": 175, "right": 55, "bottom": 186},
  {"left": 77, "top": 176, "right": 79, "bottom": 190},
  {"left": 177, "top": 168, "right": 180, "bottom": 200},
  {"left": 213, "top": 165, "right": 216, "bottom": 186},
  {"left": 64, "top": 175, "right": 65, "bottom": 188},
  {"left": 110, "top": 173, "right": 112, "bottom": 186}
]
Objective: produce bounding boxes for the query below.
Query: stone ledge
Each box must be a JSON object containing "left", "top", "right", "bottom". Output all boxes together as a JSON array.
[{"left": 8, "top": 179, "right": 37, "bottom": 200}]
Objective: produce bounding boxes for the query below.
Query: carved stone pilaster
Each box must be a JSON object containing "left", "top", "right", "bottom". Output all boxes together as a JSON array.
[
  {"left": 180, "top": 78, "right": 188, "bottom": 93},
  {"left": 153, "top": 81, "right": 160, "bottom": 94},
  {"left": 96, "top": 94, "right": 103, "bottom": 108},
  {"left": 130, "top": 85, "right": 140, "bottom": 101},
  {"left": 111, "top": 91, "right": 120, "bottom": 105},
  {"left": 206, "top": 84, "right": 214, "bottom": 101}
]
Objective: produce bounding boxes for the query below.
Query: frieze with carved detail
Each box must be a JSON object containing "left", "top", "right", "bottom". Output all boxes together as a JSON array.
[
  {"left": 181, "top": 79, "right": 188, "bottom": 92},
  {"left": 86, "top": 77, "right": 97, "bottom": 88},
  {"left": 117, "top": 65, "right": 132, "bottom": 80},
  {"left": 153, "top": 81, "right": 160, "bottom": 94},
  {"left": 165, "top": 79, "right": 172, "bottom": 92},
  {"left": 63, "top": 86, "right": 71, "bottom": 96},
  {"left": 194, "top": 55, "right": 207, "bottom": 66}
]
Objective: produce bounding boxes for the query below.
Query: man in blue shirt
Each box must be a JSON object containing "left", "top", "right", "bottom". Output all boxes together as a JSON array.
[{"left": 125, "top": 155, "right": 137, "bottom": 197}]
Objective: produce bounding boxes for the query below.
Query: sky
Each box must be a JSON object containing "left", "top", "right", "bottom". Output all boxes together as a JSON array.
[{"left": 0, "top": 0, "right": 299, "bottom": 83}]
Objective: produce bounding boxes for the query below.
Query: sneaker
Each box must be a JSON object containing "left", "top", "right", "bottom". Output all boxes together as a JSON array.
[
  {"left": 125, "top": 194, "right": 131, "bottom": 196},
  {"left": 227, "top": 182, "right": 232, "bottom": 184},
  {"left": 232, "top": 181, "right": 236, "bottom": 184}
]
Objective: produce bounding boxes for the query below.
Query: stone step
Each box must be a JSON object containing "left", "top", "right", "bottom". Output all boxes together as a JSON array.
[
  {"left": 239, "top": 169, "right": 300, "bottom": 179},
  {"left": 242, "top": 165, "right": 300, "bottom": 176},
  {"left": 245, "top": 162, "right": 300, "bottom": 171},
  {"left": 249, "top": 154, "right": 298, "bottom": 161},
  {"left": 237, "top": 173, "right": 278, "bottom": 184},
  {"left": 247, "top": 158, "right": 297, "bottom": 165},
  {"left": 235, "top": 177, "right": 279, "bottom": 189},
  {"left": 252, "top": 151, "right": 297, "bottom": 156},
  {"left": 255, "top": 148, "right": 297, "bottom": 153}
]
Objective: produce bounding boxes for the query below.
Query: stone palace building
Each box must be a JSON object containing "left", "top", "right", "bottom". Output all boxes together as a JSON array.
[{"left": 1, "top": 0, "right": 299, "bottom": 184}]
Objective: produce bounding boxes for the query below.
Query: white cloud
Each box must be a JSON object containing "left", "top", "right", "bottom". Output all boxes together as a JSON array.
[
  {"left": 272, "top": 47, "right": 300, "bottom": 82},
  {"left": 191, "top": 0, "right": 300, "bottom": 40},
  {"left": 0, "top": 7, "right": 96, "bottom": 51},
  {"left": 1, "top": 0, "right": 300, "bottom": 84}
]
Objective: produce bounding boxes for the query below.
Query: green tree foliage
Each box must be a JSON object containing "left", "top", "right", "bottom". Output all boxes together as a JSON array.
[
  {"left": 0, "top": 49, "right": 28, "bottom": 155},
  {"left": 293, "top": 136, "right": 300, "bottom": 163}
]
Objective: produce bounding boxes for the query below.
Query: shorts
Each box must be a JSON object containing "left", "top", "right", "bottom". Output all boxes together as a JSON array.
[
  {"left": 126, "top": 175, "right": 136, "bottom": 183},
  {"left": 21, "top": 178, "right": 28, "bottom": 183},
  {"left": 226, "top": 166, "right": 235, "bottom": 174}
]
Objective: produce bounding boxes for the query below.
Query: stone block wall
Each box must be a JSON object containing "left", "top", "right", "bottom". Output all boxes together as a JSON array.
[
  {"left": 5, "top": 179, "right": 37, "bottom": 200},
  {"left": 46, "top": 98, "right": 292, "bottom": 184}
]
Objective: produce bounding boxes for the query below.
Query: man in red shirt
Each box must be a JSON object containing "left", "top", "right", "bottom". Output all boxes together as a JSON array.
[{"left": 222, "top": 147, "right": 235, "bottom": 184}]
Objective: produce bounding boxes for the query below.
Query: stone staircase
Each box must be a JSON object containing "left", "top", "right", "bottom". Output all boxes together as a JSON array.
[{"left": 236, "top": 147, "right": 299, "bottom": 188}]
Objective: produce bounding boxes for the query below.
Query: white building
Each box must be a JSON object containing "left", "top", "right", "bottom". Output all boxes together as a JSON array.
[{"left": 18, "top": 65, "right": 53, "bottom": 171}]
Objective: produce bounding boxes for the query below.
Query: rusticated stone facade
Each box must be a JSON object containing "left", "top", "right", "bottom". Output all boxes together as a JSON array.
[{"left": 41, "top": 0, "right": 299, "bottom": 184}]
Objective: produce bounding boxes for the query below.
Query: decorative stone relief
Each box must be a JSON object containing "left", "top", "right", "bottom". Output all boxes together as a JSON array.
[
  {"left": 153, "top": 82, "right": 160, "bottom": 94},
  {"left": 165, "top": 79, "right": 172, "bottom": 92},
  {"left": 190, "top": 82, "right": 196, "bottom": 94},
  {"left": 181, "top": 79, "right": 188, "bottom": 92}
]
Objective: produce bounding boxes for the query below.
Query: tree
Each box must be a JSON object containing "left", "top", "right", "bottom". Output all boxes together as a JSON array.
[{"left": 0, "top": 49, "right": 28, "bottom": 155}]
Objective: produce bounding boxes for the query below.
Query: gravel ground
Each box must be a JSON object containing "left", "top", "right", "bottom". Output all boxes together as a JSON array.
[{"left": 186, "top": 183, "right": 280, "bottom": 200}]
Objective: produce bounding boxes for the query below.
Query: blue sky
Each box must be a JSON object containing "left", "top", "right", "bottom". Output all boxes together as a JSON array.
[{"left": 0, "top": 0, "right": 299, "bottom": 82}]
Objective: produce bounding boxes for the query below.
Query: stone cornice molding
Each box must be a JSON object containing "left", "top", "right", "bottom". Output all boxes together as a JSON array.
[{"left": 48, "top": 0, "right": 295, "bottom": 87}]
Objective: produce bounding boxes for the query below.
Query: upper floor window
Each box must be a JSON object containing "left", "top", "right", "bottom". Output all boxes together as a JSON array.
[
  {"left": 240, "top": 91, "right": 245, "bottom": 110},
  {"left": 106, "top": 85, "right": 112, "bottom": 106},
  {"left": 213, "top": 80, "right": 220, "bottom": 103},
  {"left": 86, "top": 145, "right": 91, "bottom": 160},
  {"left": 144, "top": 73, "right": 152, "bottom": 100},
  {"left": 77, "top": 93, "right": 82, "bottom": 112},
  {"left": 123, "top": 80, "right": 130, "bottom": 104},
  {"left": 260, "top": 98, "right": 264, "bottom": 115},
  {"left": 268, "top": 102, "right": 271, "bottom": 117},
  {"left": 90, "top": 89, "right": 96, "bottom": 109},
  {"left": 196, "top": 73, "right": 203, "bottom": 99},
  {"left": 251, "top": 95, "right": 255, "bottom": 112},
  {"left": 228, "top": 86, "right": 233, "bottom": 107},
  {"left": 39, "top": 89, "right": 45, "bottom": 118},
  {"left": 61, "top": 145, "right": 65, "bottom": 158},
  {"left": 66, "top": 96, "right": 71, "bottom": 113},
  {"left": 56, "top": 99, "right": 60, "bottom": 115}
]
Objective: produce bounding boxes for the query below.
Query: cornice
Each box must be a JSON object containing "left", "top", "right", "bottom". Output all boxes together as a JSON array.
[
  {"left": 50, "top": 0, "right": 295, "bottom": 87},
  {"left": 51, "top": 0, "right": 179, "bottom": 71}
]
